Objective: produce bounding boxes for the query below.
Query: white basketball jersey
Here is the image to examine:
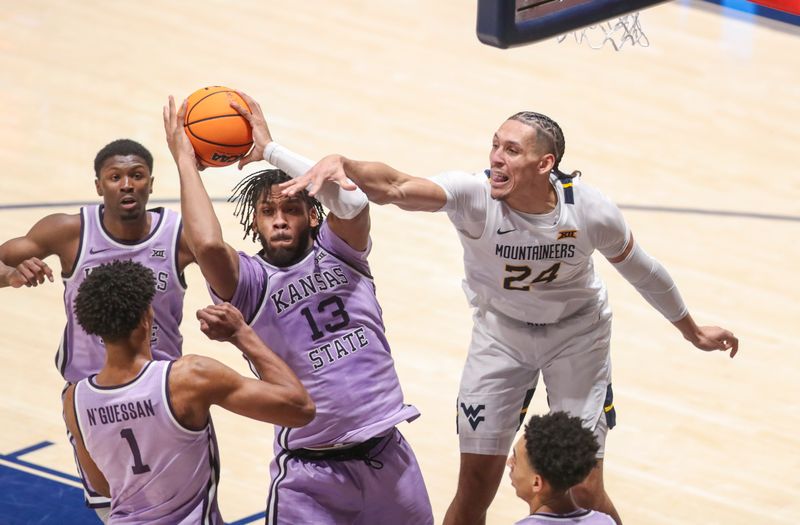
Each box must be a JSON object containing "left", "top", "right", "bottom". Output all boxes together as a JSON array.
[{"left": 432, "top": 170, "right": 629, "bottom": 325}]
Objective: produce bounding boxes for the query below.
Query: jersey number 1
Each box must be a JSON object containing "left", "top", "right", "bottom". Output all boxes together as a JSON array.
[{"left": 120, "top": 428, "right": 151, "bottom": 475}]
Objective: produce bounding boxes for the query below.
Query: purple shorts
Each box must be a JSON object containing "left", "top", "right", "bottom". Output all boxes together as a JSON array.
[{"left": 266, "top": 428, "right": 433, "bottom": 525}]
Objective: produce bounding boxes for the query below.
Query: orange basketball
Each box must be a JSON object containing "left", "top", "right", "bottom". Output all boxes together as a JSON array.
[{"left": 184, "top": 86, "right": 253, "bottom": 167}]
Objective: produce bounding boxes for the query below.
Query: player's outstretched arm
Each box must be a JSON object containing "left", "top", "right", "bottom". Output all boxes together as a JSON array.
[
  {"left": 185, "top": 303, "right": 315, "bottom": 427},
  {"left": 62, "top": 385, "right": 111, "bottom": 497},
  {"left": 609, "top": 233, "right": 738, "bottom": 358},
  {"left": 0, "top": 213, "right": 77, "bottom": 287},
  {"left": 163, "top": 96, "right": 240, "bottom": 301},
  {"left": 282, "top": 154, "right": 448, "bottom": 213},
  {"left": 0, "top": 258, "right": 53, "bottom": 288}
]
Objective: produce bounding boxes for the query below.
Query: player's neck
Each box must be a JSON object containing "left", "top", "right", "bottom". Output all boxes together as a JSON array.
[
  {"left": 507, "top": 176, "right": 557, "bottom": 215},
  {"left": 529, "top": 489, "right": 579, "bottom": 516},
  {"left": 96, "top": 342, "right": 153, "bottom": 387},
  {"left": 101, "top": 211, "right": 152, "bottom": 242}
]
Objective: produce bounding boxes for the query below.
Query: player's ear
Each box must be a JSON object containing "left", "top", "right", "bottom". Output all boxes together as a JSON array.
[
  {"left": 141, "top": 306, "right": 155, "bottom": 331},
  {"left": 95, "top": 177, "right": 103, "bottom": 196},
  {"left": 531, "top": 473, "right": 544, "bottom": 494},
  {"left": 309, "top": 206, "right": 320, "bottom": 228},
  {"left": 538, "top": 153, "right": 555, "bottom": 175},
  {"left": 149, "top": 176, "right": 154, "bottom": 194}
]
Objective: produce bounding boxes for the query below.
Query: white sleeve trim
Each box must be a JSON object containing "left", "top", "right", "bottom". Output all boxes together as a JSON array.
[
  {"left": 263, "top": 142, "right": 367, "bottom": 220},
  {"left": 612, "top": 242, "right": 688, "bottom": 322}
]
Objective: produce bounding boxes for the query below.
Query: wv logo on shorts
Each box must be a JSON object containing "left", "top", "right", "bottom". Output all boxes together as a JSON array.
[{"left": 460, "top": 403, "right": 486, "bottom": 430}]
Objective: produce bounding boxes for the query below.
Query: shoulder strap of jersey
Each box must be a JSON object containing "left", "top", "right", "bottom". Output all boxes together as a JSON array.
[{"left": 554, "top": 169, "right": 578, "bottom": 205}]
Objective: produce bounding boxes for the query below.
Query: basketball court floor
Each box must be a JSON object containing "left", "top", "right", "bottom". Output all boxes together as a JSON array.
[{"left": 1, "top": 1, "right": 798, "bottom": 523}]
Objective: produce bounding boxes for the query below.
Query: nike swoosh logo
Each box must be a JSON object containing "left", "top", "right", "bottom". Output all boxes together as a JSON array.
[
  {"left": 89, "top": 248, "right": 112, "bottom": 254},
  {"left": 496, "top": 228, "right": 516, "bottom": 235}
]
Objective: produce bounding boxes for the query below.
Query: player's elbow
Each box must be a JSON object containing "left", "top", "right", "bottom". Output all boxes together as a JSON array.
[
  {"left": 367, "top": 183, "right": 406, "bottom": 206},
  {"left": 192, "top": 239, "right": 229, "bottom": 265},
  {"left": 95, "top": 478, "right": 111, "bottom": 498},
  {"left": 283, "top": 391, "right": 316, "bottom": 428}
]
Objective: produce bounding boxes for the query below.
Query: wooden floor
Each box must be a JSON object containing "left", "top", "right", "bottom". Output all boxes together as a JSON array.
[{"left": 1, "top": 1, "right": 799, "bottom": 523}]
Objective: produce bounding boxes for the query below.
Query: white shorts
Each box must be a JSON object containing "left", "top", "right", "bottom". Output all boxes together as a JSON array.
[{"left": 457, "top": 303, "right": 615, "bottom": 457}]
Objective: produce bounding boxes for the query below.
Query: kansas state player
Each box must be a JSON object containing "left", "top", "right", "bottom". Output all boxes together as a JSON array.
[
  {"left": 63, "top": 260, "right": 313, "bottom": 524},
  {"left": 0, "top": 139, "right": 196, "bottom": 514},
  {"left": 507, "top": 412, "right": 614, "bottom": 525},
  {"left": 0, "top": 139, "right": 193, "bottom": 383},
  {"left": 164, "top": 94, "right": 433, "bottom": 524},
  {"left": 282, "top": 111, "right": 739, "bottom": 525}
]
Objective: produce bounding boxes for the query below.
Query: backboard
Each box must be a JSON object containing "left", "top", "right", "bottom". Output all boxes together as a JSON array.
[{"left": 476, "top": 0, "right": 666, "bottom": 48}]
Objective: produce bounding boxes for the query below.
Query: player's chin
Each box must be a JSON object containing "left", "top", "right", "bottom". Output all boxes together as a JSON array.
[
  {"left": 489, "top": 188, "right": 511, "bottom": 201},
  {"left": 118, "top": 206, "right": 145, "bottom": 221},
  {"left": 265, "top": 243, "right": 300, "bottom": 266}
]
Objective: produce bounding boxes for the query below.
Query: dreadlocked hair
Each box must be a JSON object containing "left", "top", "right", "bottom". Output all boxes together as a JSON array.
[
  {"left": 74, "top": 260, "right": 156, "bottom": 342},
  {"left": 229, "top": 169, "right": 326, "bottom": 243},
  {"left": 509, "top": 111, "right": 580, "bottom": 179}
]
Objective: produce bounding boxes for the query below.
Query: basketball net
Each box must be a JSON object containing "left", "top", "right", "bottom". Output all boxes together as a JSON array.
[{"left": 556, "top": 12, "right": 649, "bottom": 51}]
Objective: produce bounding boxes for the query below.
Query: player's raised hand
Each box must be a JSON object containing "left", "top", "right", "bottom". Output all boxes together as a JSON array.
[
  {"left": 231, "top": 91, "right": 272, "bottom": 169},
  {"left": 690, "top": 325, "right": 739, "bottom": 358},
  {"left": 279, "top": 154, "right": 358, "bottom": 198},
  {"left": 5, "top": 258, "right": 54, "bottom": 288},
  {"left": 197, "top": 303, "right": 248, "bottom": 342},
  {"left": 163, "top": 96, "right": 197, "bottom": 162}
]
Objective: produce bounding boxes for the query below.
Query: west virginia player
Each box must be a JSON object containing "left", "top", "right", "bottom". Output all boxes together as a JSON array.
[{"left": 282, "top": 110, "right": 739, "bottom": 524}]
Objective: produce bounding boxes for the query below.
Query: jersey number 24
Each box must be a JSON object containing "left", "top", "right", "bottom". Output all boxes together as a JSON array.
[{"left": 503, "top": 263, "right": 560, "bottom": 291}]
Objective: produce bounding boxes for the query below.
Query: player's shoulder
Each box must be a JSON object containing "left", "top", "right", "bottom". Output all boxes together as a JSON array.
[
  {"left": 431, "top": 169, "right": 487, "bottom": 186},
  {"left": 564, "top": 173, "right": 604, "bottom": 197},
  {"left": 149, "top": 205, "right": 181, "bottom": 220},
  {"left": 591, "top": 510, "right": 617, "bottom": 524},
  {"left": 36, "top": 210, "right": 82, "bottom": 227},
  {"left": 173, "top": 354, "right": 212, "bottom": 374},
  {"left": 170, "top": 355, "right": 220, "bottom": 389},
  {"left": 29, "top": 212, "right": 82, "bottom": 239},
  {"left": 431, "top": 170, "right": 489, "bottom": 201},
  {"left": 562, "top": 175, "right": 619, "bottom": 212}
]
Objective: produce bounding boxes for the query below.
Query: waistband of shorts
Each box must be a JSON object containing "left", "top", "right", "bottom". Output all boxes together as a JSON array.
[
  {"left": 284, "top": 431, "right": 391, "bottom": 462},
  {"left": 485, "top": 300, "right": 603, "bottom": 327}
]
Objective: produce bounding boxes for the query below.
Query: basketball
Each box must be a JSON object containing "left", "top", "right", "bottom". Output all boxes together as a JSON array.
[{"left": 184, "top": 86, "right": 253, "bottom": 167}]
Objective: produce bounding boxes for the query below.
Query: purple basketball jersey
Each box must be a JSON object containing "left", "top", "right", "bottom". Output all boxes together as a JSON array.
[
  {"left": 73, "top": 360, "right": 222, "bottom": 524},
  {"left": 59, "top": 205, "right": 186, "bottom": 383},
  {"left": 514, "top": 509, "right": 616, "bottom": 524},
  {"left": 219, "top": 221, "right": 419, "bottom": 450}
]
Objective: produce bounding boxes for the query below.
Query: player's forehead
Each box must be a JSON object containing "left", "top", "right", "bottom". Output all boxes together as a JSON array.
[
  {"left": 98, "top": 155, "right": 150, "bottom": 174},
  {"left": 513, "top": 436, "right": 531, "bottom": 465},
  {"left": 258, "top": 187, "right": 306, "bottom": 207},
  {"left": 494, "top": 119, "right": 537, "bottom": 147}
]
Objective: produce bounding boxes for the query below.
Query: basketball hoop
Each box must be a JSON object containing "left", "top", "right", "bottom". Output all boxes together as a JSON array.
[{"left": 556, "top": 11, "right": 649, "bottom": 50}]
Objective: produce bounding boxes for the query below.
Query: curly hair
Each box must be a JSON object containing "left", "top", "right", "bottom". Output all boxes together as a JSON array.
[
  {"left": 508, "top": 111, "right": 579, "bottom": 179},
  {"left": 229, "top": 169, "right": 326, "bottom": 243},
  {"left": 74, "top": 260, "right": 156, "bottom": 342},
  {"left": 94, "top": 139, "right": 154, "bottom": 178},
  {"left": 524, "top": 412, "right": 599, "bottom": 493}
]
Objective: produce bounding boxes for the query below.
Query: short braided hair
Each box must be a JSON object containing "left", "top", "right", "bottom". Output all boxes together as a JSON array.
[
  {"left": 74, "top": 260, "right": 155, "bottom": 342},
  {"left": 508, "top": 112, "right": 579, "bottom": 178},
  {"left": 524, "top": 412, "right": 599, "bottom": 493},
  {"left": 229, "top": 169, "right": 326, "bottom": 243}
]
